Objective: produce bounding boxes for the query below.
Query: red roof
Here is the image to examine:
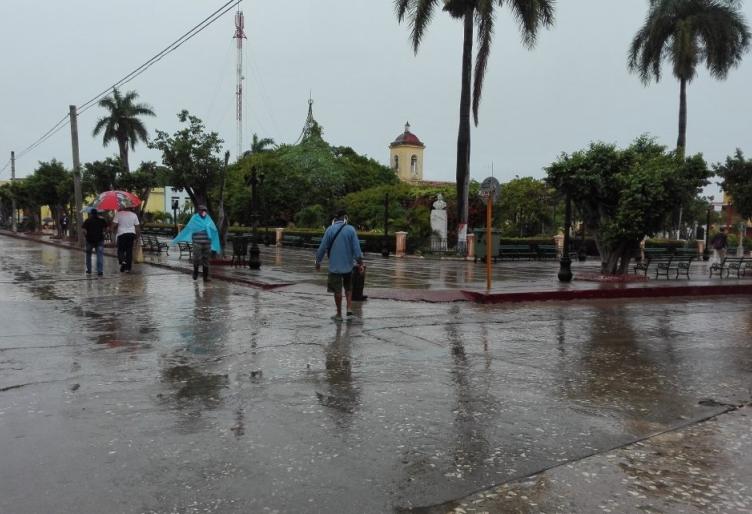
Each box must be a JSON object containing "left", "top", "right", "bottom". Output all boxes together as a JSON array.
[{"left": 390, "top": 122, "right": 425, "bottom": 147}]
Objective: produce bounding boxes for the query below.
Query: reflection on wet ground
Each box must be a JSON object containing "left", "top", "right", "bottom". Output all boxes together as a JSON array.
[{"left": 1, "top": 237, "right": 751, "bottom": 514}]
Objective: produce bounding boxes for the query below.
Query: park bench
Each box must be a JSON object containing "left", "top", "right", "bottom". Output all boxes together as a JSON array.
[
  {"left": 673, "top": 248, "right": 697, "bottom": 257},
  {"left": 303, "top": 236, "right": 323, "bottom": 249},
  {"left": 655, "top": 255, "right": 695, "bottom": 279},
  {"left": 710, "top": 256, "right": 748, "bottom": 278},
  {"left": 281, "top": 235, "right": 303, "bottom": 247},
  {"left": 230, "top": 237, "right": 249, "bottom": 266},
  {"left": 497, "top": 244, "right": 537, "bottom": 261},
  {"left": 177, "top": 241, "right": 192, "bottom": 260},
  {"left": 140, "top": 234, "right": 169, "bottom": 255},
  {"left": 634, "top": 254, "right": 672, "bottom": 277},
  {"left": 535, "top": 245, "right": 559, "bottom": 260}
]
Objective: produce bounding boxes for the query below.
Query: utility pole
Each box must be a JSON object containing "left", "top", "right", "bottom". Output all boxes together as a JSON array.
[
  {"left": 69, "top": 105, "right": 84, "bottom": 247},
  {"left": 10, "top": 151, "right": 17, "bottom": 232},
  {"left": 233, "top": 9, "right": 247, "bottom": 159}
]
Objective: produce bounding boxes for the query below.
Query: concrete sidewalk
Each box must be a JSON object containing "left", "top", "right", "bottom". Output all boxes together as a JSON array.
[{"left": 3, "top": 229, "right": 752, "bottom": 303}]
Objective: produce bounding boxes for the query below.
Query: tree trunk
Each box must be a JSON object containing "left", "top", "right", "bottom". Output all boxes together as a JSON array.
[
  {"left": 455, "top": 9, "right": 473, "bottom": 250},
  {"left": 676, "top": 77, "right": 687, "bottom": 159},
  {"left": 117, "top": 136, "right": 130, "bottom": 173},
  {"left": 599, "top": 239, "right": 639, "bottom": 275}
]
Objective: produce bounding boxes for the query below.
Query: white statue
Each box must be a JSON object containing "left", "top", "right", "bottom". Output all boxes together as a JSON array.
[{"left": 430, "top": 194, "right": 448, "bottom": 245}]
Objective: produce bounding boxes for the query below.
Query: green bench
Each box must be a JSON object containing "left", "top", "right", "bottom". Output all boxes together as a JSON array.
[
  {"left": 281, "top": 235, "right": 303, "bottom": 247},
  {"left": 535, "top": 245, "right": 558, "bottom": 260},
  {"left": 497, "top": 244, "right": 537, "bottom": 261},
  {"left": 710, "top": 256, "right": 749, "bottom": 278}
]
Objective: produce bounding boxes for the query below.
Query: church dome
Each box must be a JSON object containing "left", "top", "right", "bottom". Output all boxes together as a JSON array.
[{"left": 390, "top": 122, "right": 425, "bottom": 147}]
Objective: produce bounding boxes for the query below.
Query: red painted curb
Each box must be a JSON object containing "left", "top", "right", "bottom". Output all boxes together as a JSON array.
[{"left": 461, "top": 283, "right": 752, "bottom": 303}]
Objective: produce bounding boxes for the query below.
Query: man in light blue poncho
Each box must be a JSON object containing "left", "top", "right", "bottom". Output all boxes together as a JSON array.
[{"left": 173, "top": 205, "right": 220, "bottom": 282}]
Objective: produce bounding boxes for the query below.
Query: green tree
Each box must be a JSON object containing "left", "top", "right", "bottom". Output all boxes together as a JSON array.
[
  {"left": 546, "top": 136, "right": 710, "bottom": 275},
  {"left": 25, "top": 160, "right": 73, "bottom": 236},
  {"left": 150, "top": 110, "right": 225, "bottom": 213},
  {"left": 92, "top": 88, "right": 156, "bottom": 172},
  {"left": 82, "top": 158, "right": 122, "bottom": 197},
  {"left": 395, "top": 0, "right": 554, "bottom": 248},
  {"left": 223, "top": 124, "right": 397, "bottom": 227},
  {"left": 716, "top": 149, "right": 752, "bottom": 220},
  {"left": 497, "top": 177, "right": 556, "bottom": 237},
  {"left": 628, "top": 0, "right": 750, "bottom": 157}
]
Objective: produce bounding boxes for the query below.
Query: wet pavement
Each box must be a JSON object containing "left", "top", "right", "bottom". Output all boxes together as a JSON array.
[{"left": 1, "top": 235, "right": 751, "bottom": 513}]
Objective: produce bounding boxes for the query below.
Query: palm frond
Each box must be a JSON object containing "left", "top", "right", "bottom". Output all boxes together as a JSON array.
[
  {"left": 473, "top": 0, "right": 495, "bottom": 125},
  {"left": 411, "top": 0, "right": 440, "bottom": 52},
  {"left": 507, "top": 0, "right": 556, "bottom": 48}
]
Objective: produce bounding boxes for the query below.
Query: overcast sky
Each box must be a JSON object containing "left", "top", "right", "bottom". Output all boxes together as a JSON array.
[{"left": 1, "top": 0, "right": 751, "bottom": 195}]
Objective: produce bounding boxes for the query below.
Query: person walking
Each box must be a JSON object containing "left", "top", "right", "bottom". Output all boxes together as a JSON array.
[
  {"left": 315, "top": 210, "right": 364, "bottom": 323},
  {"left": 113, "top": 207, "right": 140, "bottom": 273},
  {"left": 60, "top": 213, "right": 69, "bottom": 238},
  {"left": 173, "top": 205, "right": 220, "bottom": 282},
  {"left": 710, "top": 227, "right": 729, "bottom": 264},
  {"left": 81, "top": 208, "right": 108, "bottom": 276}
]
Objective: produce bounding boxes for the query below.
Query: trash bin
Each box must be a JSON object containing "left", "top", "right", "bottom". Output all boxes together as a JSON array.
[{"left": 351, "top": 265, "right": 367, "bottom": 301}]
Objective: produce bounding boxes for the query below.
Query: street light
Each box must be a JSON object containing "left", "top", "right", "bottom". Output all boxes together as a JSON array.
[
  {"left": 248, "top": 166, "right": 264, "bottom": 270},
  {"left": 703, "top": 197, "right": 713, "bottom": 261},
  {"left": 558, "top": 193, "right": 573, "bottom": 282}
]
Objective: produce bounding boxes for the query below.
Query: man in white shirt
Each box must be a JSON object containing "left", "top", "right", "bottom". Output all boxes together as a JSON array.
[{"left": 113, "top": 208, "right": 140, "bottom": 273}]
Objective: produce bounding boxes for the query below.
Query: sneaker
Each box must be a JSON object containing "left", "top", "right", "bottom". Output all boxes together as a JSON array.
[
  {"left": 85, "top": 271, "right": 91, "bottom": 275},
  {"left": 97, "top": 272, "right": 103, "bottom": 276},
  {"left": 346, "top": 311, "right": 355, "bottom": 322},
  {"left": 331, "top": 315, "right": 343, "bottom": 323},
  {"left": 120, "top": 263, "right": 126, "bottom": 272}
]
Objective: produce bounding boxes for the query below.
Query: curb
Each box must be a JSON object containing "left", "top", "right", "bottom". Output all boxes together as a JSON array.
[{"left": 462, "top": 283, "right": 752, "bottom": 303}]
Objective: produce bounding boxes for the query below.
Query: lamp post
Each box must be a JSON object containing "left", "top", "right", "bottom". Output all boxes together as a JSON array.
[
  {"left": 703, "top": 203, "right": 712, "bottom": 261},
  {"left": 381, "top": 193, "right": 390, "bottom": 258},
  {"left": 248, "top": 166, "right": 263, "bottom": 270},
  {"left": 171, "top": 198, "right": 179, "bottom": 230},
  {"left": 558, "top": 193, "right": 573, "bottom": 282}
]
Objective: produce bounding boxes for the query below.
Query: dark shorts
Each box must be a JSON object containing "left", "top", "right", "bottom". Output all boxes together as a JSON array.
[{"left": 327, "top": 272, "right": 352, "bottom": 293}]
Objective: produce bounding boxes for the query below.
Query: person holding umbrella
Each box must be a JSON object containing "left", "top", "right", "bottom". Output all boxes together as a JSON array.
[
  {"left": 113, "top": 207, "right": 140, "bottom": 273},
  {"left": 88, "top": 190, "right": 142, "bottom": 273},
  {"left": 173, "top": 205, "right": 220, "bottom": 282}
]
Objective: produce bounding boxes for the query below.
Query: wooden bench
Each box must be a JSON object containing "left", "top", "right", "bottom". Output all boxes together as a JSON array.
[
  {"left": 535, "top": 245, "right": 559, "bottom": 260},
  {"left": 710, "top": 256, "right": 747, "bottom": 278},
  {"left": 656, "top": 255, "right": 695, "bottom": 279},
  {"left": 141, "top": 234, "right": 169, "bottom": 254},
  {"left": 496, "top": 244, "right": 537, "bottom": 261},
  {"left": 177, "top": 241, "right": 192, "bottom": 259}
]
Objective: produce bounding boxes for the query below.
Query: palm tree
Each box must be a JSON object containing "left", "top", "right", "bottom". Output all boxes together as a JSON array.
[
  {"left": 250, "top": 133, "right": 275, "bottom": 153},
  {"left": 92, "top": 88, "right": 156, "bottom": 172},
  {"left": 629, "top": 0, "right": 750, "bottom": 158},
  {"left": 395, "top": 0, "right": 554, "bottom": 249}
]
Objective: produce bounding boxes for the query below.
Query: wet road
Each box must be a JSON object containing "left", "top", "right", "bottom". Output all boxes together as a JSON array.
[{"left": 1, "top": 236, "right": 751, "bottom": 513}]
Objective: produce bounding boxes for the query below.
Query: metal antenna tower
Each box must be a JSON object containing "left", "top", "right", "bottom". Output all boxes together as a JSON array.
[
  {"left": 233, "top": 9, "right": 247, "bottom": 158},
  {"left": 295, "top": 96, "right": 316, "bottom": 144}
]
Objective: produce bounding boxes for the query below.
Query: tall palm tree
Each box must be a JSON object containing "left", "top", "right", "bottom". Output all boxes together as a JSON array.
[
  {"left": 629, "top": 0, "right": 750, "bottom": 158},
  {"left": 250, "top": 133, "right": 275, "bottom": 153},
  {"left": 92, "top": 88, "right": 156, "bottom": 172},
  {"left": 395, "top": 0, "right": 554, "bottom": 249}
]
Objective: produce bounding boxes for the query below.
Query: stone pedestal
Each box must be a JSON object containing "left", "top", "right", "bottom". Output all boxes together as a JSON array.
[
  {"left": 697, "top": 240, "right": 705, "bottom": 255},
  {"left": 275, "top": 228, "right": 284, "bottom": 246},
  {"left": 466, "top": 233, "right": 476, "bottom": 259},
  {"left": 395, "top": 231, "right": 407, "bottom": 257}
]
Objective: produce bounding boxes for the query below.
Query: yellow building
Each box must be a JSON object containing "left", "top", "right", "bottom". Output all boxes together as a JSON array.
[{"left": 389, "top": 122, "right": 425, "bottom": 182}]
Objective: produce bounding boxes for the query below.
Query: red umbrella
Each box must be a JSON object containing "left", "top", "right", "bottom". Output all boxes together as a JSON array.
[{"left": 88, "top": 190, "right": 142, "bottom": 211}]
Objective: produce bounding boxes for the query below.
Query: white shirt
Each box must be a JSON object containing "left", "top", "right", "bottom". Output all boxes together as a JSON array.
[{"left": 114, "top": 211, "right": 140, "bottom": 237}]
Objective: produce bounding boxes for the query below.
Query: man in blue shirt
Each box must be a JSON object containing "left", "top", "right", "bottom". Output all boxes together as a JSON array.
[{"left": 315, "top": 210, "right": 364, "bottom": 322}]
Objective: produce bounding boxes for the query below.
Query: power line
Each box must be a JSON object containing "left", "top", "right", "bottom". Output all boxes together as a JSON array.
[
  {"left": 78, "top": 0, "right": 242, "bottom": 116},
  {"left": 10, "top": 0, "right": 242, "bottom": 165}
]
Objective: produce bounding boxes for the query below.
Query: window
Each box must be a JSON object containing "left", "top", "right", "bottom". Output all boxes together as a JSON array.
[
  {"left": 394, "top": 155, "right": 399, "bottom": 170},
  {"left": 410, "top": 155, "right": 418, "bottom": 176}
]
